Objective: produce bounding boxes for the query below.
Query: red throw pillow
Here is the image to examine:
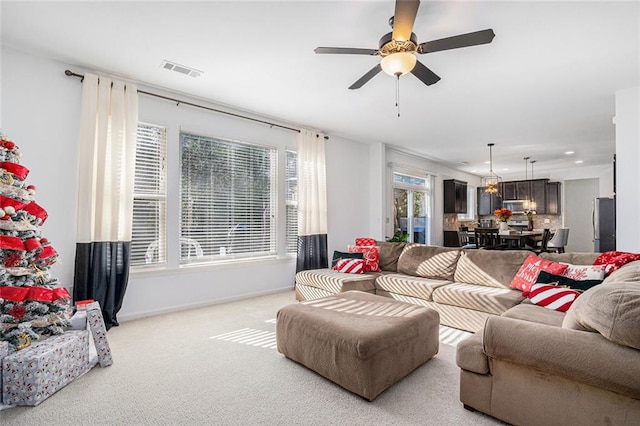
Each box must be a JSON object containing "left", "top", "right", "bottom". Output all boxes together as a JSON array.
[
  {"left": 528, "top": 283, "right": 580, "bottom": 312},
  {"left": 593, "top": 251, "right": 640, "bottom": 274},
  {"left": 355, "top": 237, "right": 377, "bottom": 247},
  {"left": 332, "top": 258, "right": 365, "bottom": 274},
  {"left": 510, "top": 254, "right": 568, "bottom": 295},
  {"left": 348, "top": 245, "right": 381, "bottom": 272}
]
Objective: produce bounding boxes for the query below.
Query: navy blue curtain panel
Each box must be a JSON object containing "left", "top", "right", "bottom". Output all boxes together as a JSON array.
[
  {"left": 296, "top": 234, "right": 328, "bottom": 273},
  {"left": 73, "top": 241, "right": 130, "bottom": 330}
]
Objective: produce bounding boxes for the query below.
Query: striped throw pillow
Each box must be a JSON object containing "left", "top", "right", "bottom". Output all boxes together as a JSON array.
[
  {"left": 528, "top": 283, "right": 580, "bottom": 312},
  {"left": 332, "top": 258, "right": 365, "bottom": 274}
]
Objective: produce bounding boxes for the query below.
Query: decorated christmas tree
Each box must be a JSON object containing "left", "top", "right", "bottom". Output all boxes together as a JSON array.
[{"left": 0, "top": 131, "right": 72, "bottom": 350}]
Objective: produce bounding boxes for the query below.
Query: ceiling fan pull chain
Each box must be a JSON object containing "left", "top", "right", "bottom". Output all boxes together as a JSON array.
[{"left": 396, "top": 74, "right": 401, "bottom": 117}]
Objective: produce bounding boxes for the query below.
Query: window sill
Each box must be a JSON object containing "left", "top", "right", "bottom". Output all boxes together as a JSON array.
[{"left": 130, "top": 255, "right": 296, "bottom": 278}]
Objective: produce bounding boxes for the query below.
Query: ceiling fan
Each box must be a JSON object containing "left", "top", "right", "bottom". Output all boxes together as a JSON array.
[{"left": 314, "top": 0, "right": 495, "bottom": 89}]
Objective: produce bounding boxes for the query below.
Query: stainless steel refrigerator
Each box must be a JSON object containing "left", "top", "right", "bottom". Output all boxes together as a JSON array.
[{"left": 593, "top": 197, "right": 616, "bottom": 252}]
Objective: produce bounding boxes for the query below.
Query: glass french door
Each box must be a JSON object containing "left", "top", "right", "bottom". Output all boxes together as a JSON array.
[{"left": 393, "top": 172, "right": 431, "bottom": 244}]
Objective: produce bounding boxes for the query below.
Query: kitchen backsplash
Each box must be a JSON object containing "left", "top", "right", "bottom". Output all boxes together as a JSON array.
[{"left": 444, "top": 213, "right": 563, "bottom": 231}]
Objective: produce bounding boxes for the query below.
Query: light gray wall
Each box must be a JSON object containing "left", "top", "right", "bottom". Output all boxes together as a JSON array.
[
  {"left": 1, "top": 46, "right": 371, "bottom": 320},
  {"left": 563, "top": 178, "right": 599, "bottom": 252}
]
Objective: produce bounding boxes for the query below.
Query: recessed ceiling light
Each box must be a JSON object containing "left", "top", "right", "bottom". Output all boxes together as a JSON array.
[
  {"left": 575, "top": 160, "right": 584, "bottom": 164},
  {"left": 565, "top": 151, "right": 575, "bottom": 155},
  {"left": 502, "top": 168, "right": 509, "bottom": 171},
  {"left": 471, "top": 170, "right": 477, "bottom": 173},
  {"left": 484, "top": 161, "right": 490, "bottom": 164}
]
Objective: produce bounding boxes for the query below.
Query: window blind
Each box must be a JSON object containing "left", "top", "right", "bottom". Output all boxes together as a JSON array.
[
  {"left": 131, "top": 123, "right": 167, "bottom": 267},
  {"left": 285, "top": 150, "right": 298, "bottom": 254},
  {"left": 180, "top": 132, "right": 277, "bottom": 264}
]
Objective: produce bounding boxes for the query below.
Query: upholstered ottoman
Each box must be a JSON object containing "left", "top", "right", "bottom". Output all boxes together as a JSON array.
[{"left": 276, "top": 290, "right": 440, "bottom": 401}]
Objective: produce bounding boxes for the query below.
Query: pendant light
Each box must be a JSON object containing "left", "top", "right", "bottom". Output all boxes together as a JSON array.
[
  {"left": 481, "top": 143, "right": 502, "bottom": 196},
  {"left": 529, "top": 160, "right": 537, "bottom": 212},
  {"left": 523, "top": 157, "right": 531, "bottom": 211}
]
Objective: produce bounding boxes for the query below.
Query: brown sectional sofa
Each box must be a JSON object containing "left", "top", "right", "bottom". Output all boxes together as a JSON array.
[
  {"left": 296, "top": 244, "right": 640, "bottom": 424},
  {"left": 295, "top": 241, "right": 533, "bottom": 332},
  {"left": 457, "top": 254, "right": 640, "bottom": 425}
]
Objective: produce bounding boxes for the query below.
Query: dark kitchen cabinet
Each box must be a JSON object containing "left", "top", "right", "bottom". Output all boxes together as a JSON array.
[
  {"left": 477, "top": 187, "right": 503, "bottom": 216},
  {"left": 530, "top": 179, "right": 548, "bottom": 214},
  {"left": 444, "top": 179, "right": 468, "bottom": 213},
  {"left": 502, "top": 182, "right": 517, "bottom": 200},
  {"left": 546, "top": 182, "right": 561, "bottom": 215}
]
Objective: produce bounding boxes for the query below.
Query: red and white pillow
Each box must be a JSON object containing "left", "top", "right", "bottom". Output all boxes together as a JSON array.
[
  {"left": 561, "top": 264, "right": 607, "bottom": 281},
  {"left": 510, "top": 254, "right": 568, "bottom": 295},
  {"left": 348, "top": 244, "right": 381, "bottom": 272},
  {"left": 593, "top": 251, "right": 640, "bottom": 274},
  {"left": 332, "top": 258, "right": 365, "bottom": 274},
  {"left": 355, "top": 237, "right": 377, "bottom": 247},
  {"left": 528, "top": 283, "right": 580, "bottom": 312}
]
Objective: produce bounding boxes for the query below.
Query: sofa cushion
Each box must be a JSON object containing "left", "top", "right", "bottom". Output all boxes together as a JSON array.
[
  {"left": 376, "top": 241, "right": 407, "bottom": 272},
  {"left": 602, "top": 260, "right": 640, "bottom": 284},
  {"left": 432, "top": 283, "right": 525, "bottom": 315},
  {"left": 501, "top": 303, "right": 565, "bottom": 326},
  {"left": 295, "top": 269, "right": 377, "bottom": 294},
  {"left": 528, "top": 283, "right": 580, "bottom": 312},
  {"left": 374, "top": 273, "right": 450, "bottom": 301},
  {"left": 397, "top": 244, "right": 461, "bottom": 280},
  {"left": 562, "top": 281, "right": 640, "bottom": 351},
  {"left": 539, "top": 252, "right": 600, "bottom": 265},
  {"left": 454, "top": 250, "right": 531, "bottom": 289},
  {"left": 456, "top": 332, "right": 488, "bottom": 374}
]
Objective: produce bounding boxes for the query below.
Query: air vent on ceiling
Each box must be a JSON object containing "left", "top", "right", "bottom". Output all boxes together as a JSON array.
[{"left": 160, "top": 60, "right": 203, "bottom": 78}]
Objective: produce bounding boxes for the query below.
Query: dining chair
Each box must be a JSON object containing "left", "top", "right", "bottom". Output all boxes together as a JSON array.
[
  {"left": 547, "top": 228, "right": 569, "bottom": 253},
  {"left": 474, "top": 228, "right": 507, "bottom": 250},
  {"left": 533, "top": 228, "right": 551, "bottom": 254},
  {"left": 458, "top": 227, "right": 477, "bottom": 249}
]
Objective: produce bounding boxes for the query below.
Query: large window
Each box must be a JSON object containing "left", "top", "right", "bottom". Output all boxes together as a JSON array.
[
  {"left": 392, "top": 171, "right": 433, "bottom": 244},
  {"left": 179, "top": 132, "right": 277, "bottom": 264},
  {"left": 131, "top": 123, "right": 167, "bottom": 267},
  {"left": 285, "top": 150, "right": 298, "bottom": 254}
]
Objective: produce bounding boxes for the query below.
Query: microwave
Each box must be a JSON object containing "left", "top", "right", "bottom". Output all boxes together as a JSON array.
[{"left": 502, "top": 200, "right": 528, "bottom": 214}]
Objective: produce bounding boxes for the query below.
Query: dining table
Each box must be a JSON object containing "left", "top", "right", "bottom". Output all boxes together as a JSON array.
[
  {"left": 497, "top": 230, "right": 543, "bottom": 249},
  {"left": 460, "top": 230, "right": 543, "bottom": 249}
]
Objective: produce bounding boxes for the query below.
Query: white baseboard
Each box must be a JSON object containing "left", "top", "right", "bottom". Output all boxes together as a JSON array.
[{"left": 117, "top": 286, "right": 295, "bottom": 323}]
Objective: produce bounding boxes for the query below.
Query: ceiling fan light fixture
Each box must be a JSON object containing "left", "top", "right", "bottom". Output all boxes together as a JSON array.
[{"left": 380, "top": 52, "right": 417, "bottom": 76}]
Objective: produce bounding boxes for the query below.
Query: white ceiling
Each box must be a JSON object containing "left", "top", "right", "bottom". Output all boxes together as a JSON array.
[{"left": 2, "top": 1, "right": 639, "bottom": 179}]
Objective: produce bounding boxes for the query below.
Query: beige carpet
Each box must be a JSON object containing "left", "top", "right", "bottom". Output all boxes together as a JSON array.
[{"left": 1, "top": 291, "right": 502, "bottom": 425}]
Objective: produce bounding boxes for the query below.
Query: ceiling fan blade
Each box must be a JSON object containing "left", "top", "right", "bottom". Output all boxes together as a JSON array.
[
  {"left": 417, "top": 29, "right": 496, "bottom": 54},
  {"left": 392, "top": 0, "right": 420, "bottom": 41},
  {"left": 349, "top": 64, "right": 382, "bottom": 90},
  {"left": 314, "top": 47, "right": 379, "bottom": 55},
  {"left": 411, "top": 61, "right": 441, "bottom": 86}
]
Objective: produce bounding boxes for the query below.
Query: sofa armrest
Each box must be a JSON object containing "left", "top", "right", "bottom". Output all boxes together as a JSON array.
[{"left": 483, "top": 315, "right": 640, "bottom": 399}]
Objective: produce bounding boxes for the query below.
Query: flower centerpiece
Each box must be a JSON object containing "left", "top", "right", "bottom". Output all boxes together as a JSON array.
[
  {"left": 494, "top": 208, "right": 513, "bottom": 222},
  {"left": 494, "top": 208, "right": 513, "bottom": 231}
]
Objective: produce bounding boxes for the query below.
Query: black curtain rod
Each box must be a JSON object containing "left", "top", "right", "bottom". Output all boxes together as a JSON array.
[{"left": 64, "top": 69, "right": 324, "bottom": 136}]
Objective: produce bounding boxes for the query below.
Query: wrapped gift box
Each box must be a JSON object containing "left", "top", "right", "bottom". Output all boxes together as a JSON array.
[
  {"left": 86, "top": 302, "right": 113, "bottom": 367},
  {"left": 2, "top": 330, "right": 90, "bottom": 406}
]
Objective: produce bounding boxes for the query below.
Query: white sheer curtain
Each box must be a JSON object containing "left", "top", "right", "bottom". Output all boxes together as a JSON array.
[
  {"left": 73, "top": 73, "right": 138, "bottom": 329},
  {"left": 296, "top": 130, "right": 328, "bottom": 272},
  {"left": 76, "top": 73, "right": 138, "bottom": 242}
]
